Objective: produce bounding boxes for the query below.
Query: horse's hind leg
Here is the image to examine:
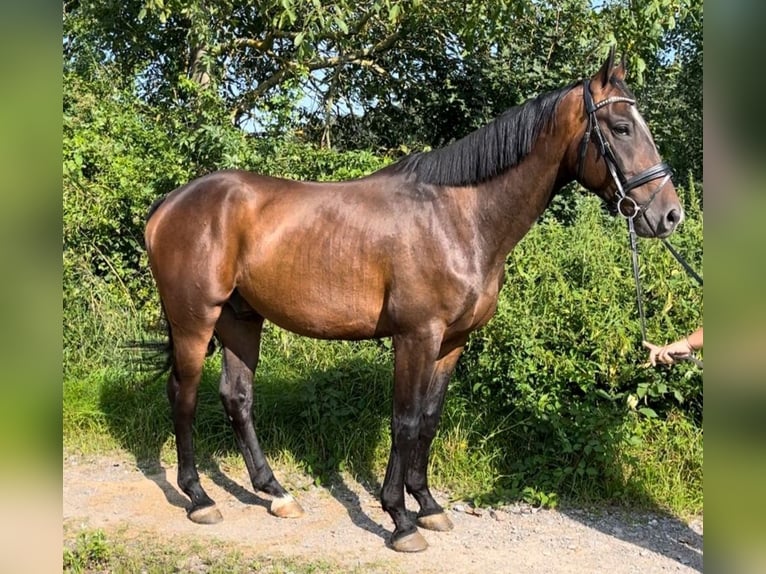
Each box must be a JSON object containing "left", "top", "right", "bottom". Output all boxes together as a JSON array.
[
  {"left": 216, "top": 301, "right": 304, "bottom": 518},
  {"left": 165, "top": 311, "right": 224, "bottom": 524}
]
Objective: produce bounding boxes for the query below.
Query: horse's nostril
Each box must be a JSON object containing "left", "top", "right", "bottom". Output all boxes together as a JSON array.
[{"left": 666, "top": 208, "right": 681, "bottom": 226}]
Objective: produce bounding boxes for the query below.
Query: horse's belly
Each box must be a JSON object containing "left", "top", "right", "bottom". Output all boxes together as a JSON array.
[{"left": 236, "top": 272, "right": 387, "bottom": 340}]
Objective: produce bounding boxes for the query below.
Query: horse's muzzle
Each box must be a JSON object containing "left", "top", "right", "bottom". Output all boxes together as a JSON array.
[{"left": 634, "top": 201, "right": 684, "bottom": 238}]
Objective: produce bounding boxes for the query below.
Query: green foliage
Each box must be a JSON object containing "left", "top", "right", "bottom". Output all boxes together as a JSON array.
[
  {"left": 616, "top": 410, "right": 703, "bottom": 514},
  {"left": 64, "top": 529, "right": 111, "bottom": 573},
  {"left": 65, "top": 0, "right": 702, "bottom": 171},
  {"left": 254, "top": 331, "right": 394, "bottom": 484}
]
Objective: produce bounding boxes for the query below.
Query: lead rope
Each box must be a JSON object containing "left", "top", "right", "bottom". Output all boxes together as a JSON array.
[
  {"left": 630, "top": 215, "right": 704, "bottom": 368},
  {"left": 661, "top": 238, "right": 703, "bottom": 286},
  {"left": 660, "top": 238, "right": 703, "bottom": 367},
  {"left": 627, "top": 216, "right": 647, "bottom": 342}
]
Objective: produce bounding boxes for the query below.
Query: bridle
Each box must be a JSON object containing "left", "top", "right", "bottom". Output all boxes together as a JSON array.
[
  {"left": 576, "top": 80, "right": 702, "bottom": 367},
  {"left": 576, "top": 79, "right": 673, "bottom": 221}
]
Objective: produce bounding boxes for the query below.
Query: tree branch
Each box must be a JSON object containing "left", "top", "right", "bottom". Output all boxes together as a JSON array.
[{"left": 232, "top": 25, "right": 402, "bottom": 122}]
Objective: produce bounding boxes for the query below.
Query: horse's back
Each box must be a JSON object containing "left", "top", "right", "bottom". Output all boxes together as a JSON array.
[{"left": 144, "top": 169, "right": 398, "bottom": 338}]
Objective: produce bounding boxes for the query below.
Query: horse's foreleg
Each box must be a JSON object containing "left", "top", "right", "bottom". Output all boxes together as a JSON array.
[
  {"left": 216, "top": 305, "right": 303, "bottom": 518},
  {"left": 381, "top": 330, "right": 442, "bottom": 552},
  {"left": 405, "top": 343, "right": 465, "bottom": 533}
]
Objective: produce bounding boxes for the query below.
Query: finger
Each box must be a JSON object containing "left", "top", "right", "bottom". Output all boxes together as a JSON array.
[
  {"left": 659, "top": 352, "right": 676, "bottom": 365},
  {"left": 642, "top": 341, "right": 657, "bottom": 350}
]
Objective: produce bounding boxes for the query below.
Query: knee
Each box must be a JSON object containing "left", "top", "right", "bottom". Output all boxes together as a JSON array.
[
  {"left": 419, "top": 411, "right": 441, "bottom": 440},
  {"left": 392, "top": 414, "right": 420, "bottom": 444}
]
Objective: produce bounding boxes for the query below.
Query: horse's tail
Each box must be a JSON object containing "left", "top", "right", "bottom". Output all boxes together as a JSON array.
[
  {"left": 126, "top": 304, "right": 174, "bottom": 380},
  {"left": 129, "top": 304, "right": 218, "bottom": 381},
  {"left": 156, "top": 304, "right": 175, "bottom": 375}
]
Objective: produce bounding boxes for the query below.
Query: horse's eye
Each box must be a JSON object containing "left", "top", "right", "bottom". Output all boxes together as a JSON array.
[{"left": 613, "top": 124, "right": 631, "bottom": 136}]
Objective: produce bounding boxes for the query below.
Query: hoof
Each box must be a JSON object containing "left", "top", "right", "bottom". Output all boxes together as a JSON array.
[
  {"left": 270, "top": 495, "right": 304, "bottom": 519},
  {"left": 417, "top": 512, "right": 454, "bottom": 532},
  {"left": 391, "top": 530, "right": 428, "bottom": 553},
  {"left": 188, "top": 505, "right": 223, "bottom": 524}
]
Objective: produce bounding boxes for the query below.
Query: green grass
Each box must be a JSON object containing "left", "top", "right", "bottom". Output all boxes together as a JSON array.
[
  {"left": 612, "top": 411, "right": 704, "bottom": 516},
  {"left": 63, "top": 527, "right": 388, "bottom": 574}
]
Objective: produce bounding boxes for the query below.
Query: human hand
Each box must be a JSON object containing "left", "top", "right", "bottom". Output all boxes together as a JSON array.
[{"left": 642, "top": 339, "right": 693, "bottom": 366}]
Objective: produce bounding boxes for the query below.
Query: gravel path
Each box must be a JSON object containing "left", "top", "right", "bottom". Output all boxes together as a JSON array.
[{"left": 63, "top": 454, "right": 703, "bottom": 573}]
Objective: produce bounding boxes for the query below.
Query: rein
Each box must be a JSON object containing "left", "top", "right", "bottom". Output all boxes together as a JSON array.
[{"left": 578, "top": 80, "right": 703, "bottom": 367}]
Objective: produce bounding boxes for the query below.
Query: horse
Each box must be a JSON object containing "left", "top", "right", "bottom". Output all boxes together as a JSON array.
[{"left": 144, "top": 48, "right": 683, "bottom": 552}]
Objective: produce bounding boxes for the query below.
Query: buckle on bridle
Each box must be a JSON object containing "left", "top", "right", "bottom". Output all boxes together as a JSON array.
[{"left": 616, "top": 194, "right": 639, "bottom": 220}]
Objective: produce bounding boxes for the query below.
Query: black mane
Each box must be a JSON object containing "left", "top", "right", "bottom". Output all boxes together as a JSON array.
[{"left": 386, "top": 83, "right": 577, "bottom": 186}]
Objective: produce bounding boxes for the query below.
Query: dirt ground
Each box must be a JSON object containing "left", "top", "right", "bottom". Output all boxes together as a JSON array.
[{"left": 63, "top": 453, "right": 703, "bottom": 573}]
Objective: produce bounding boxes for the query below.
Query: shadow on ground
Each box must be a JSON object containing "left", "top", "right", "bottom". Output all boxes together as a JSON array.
[
  {"left": 559, "top": 505, "right": 703, "bottom": 572},
  {"left": 99, "top": 344, "right": 393, "bottom": 538}
]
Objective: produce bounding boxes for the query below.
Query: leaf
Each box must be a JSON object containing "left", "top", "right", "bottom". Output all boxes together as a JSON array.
[
  {"left": 636, "top": 56, "right": 647, "bottom": 75},
  {"left": 335, "top": 16, "right": 349, "bottom": 34},
  {"left": 389, "top": 3, "right": 401, "bottom": 23},
  {"left": 638, "top": 407, "right": 658, "bottom": 418},
  {"left": 595, "top": 388, "right": 613, "bottom": 401},
  {"left": 294, "top": 32, "right": 306, "bottom": 47}
]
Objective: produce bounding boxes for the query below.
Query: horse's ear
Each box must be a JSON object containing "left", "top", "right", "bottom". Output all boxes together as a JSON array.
[
  {"left": 614, "top": 52, "right": 627, "bottom": 81},
  {"left": 597, "top": 46, "right": 617, "bottom": 88}
]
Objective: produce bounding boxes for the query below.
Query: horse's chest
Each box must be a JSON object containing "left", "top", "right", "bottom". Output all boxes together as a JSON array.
[
  {"left": 468, "top": 289, "right": 501, "bottom": 329},
  {"left": 448, "top": 273, "right": 503, "bottom": 334}
]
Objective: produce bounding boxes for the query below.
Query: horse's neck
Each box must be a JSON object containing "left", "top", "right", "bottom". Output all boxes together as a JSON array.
[{"left": 473, "top": 141, "right": 569, "bottom": 264}]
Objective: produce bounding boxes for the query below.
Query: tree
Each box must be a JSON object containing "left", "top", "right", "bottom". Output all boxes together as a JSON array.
[
  {"left": 64, "top": 0, "right": 702, "bottom": 174},
  {"left": 64, "top": 1, "right": 429, "bottom": 129}
]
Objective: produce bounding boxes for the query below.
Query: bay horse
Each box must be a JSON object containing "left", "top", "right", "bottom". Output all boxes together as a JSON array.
[{"left": 144, "top": 49, "right": 683, "bottom": 552}]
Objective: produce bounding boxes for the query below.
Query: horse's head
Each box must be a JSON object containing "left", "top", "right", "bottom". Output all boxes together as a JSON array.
[{"left": 573, "top": 48, "right": 683, "bottom": 238}]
